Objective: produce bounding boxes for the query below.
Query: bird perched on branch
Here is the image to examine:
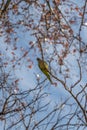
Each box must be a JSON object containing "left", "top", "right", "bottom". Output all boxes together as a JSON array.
[{"left": 37, "top": 58, "right": 52, "bottom": 83}]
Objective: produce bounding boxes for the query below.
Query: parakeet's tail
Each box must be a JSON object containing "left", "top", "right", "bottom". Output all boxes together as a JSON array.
[
  {"left": 49, "top": 79, "right": 53, "bottom": 84},
  {"left": 47, "top": 75, "right": 53, "bottom": 84}
]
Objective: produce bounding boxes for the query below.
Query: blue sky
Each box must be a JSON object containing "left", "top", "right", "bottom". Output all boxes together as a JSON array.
[{"left": 0, "top": 0, "right": 87, "bottom": 129}]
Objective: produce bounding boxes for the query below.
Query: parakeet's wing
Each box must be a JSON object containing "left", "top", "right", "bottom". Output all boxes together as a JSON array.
[
  {"left": 43, "top": 61, "right": 49, "bottom": 70},
  {"left": 37, "top": 58, "right": 49, "bottom": 72}
]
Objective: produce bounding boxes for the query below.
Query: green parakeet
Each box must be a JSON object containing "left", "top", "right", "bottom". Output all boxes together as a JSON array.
[{"left": 37, "top": 58, "right": 52, "bottom": 83}]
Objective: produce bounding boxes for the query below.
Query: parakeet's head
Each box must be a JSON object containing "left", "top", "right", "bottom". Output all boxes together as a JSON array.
[{"left": 37, "top": 58, "right": 40, "bottom": 62}]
